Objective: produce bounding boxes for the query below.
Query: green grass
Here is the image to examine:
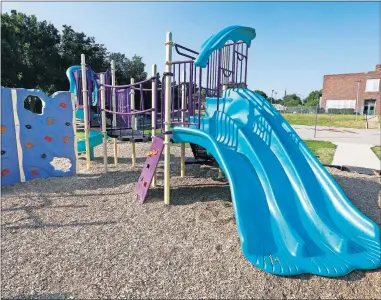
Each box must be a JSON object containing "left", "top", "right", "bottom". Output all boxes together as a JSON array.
[
  {"left": 76, "top": 131, "right": 85, "bottom": 140},
  {"left": 304, "top": 140, "right": 337, "bottom": 165},
  {"left": 76, "top": 131, "right": 112, "bottom": 141},
  {"left": 371, "top": 146, "right": 381, "bottom": 160},
  {"left": 282, "top": 113, "right": 366, "bottom": 129},
  {"left": 142, "top": 128, "right": 164, "bottom": 135}
]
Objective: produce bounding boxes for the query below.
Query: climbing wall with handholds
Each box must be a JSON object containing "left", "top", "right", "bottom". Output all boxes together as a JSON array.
[
  {"left": 1, "top": 87, "right": 21, "bottom": 186},
  {"left": 1, "top": 87, "right": 77, "bottom": 187},
  {"left": 136, "top": 136, "right": 165, "bottom": 203}
]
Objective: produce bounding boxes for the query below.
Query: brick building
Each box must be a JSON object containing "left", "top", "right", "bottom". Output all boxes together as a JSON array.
[{"left": 321, "top": 64, "right": 381, "bottom": 115}]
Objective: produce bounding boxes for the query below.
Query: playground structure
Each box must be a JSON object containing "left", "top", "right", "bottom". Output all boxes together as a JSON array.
[
  {"left": 1, "top": 25, "right": 380, "bottom": 278},
  {"left": 72, "top": 25, "right": 381, "bottom": 277}
]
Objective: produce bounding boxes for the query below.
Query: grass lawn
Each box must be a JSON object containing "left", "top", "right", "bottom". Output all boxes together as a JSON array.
[
  {"left": 304, "top": 140, "right": 337, "bottom": 165},
  {"left": 76, "top": 131, "right": 85, "bottom": 140},
  {"left": 282, "top": 113, "right": 365, "bottom": 129},
  {"left": 371, "top": 146, "right": 381, "bottom": 160}
]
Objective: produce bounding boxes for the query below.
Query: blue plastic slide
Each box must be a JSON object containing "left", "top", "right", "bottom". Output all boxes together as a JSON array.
[
  {"left": 66, "top": 65, "right": 105, "bottom": 159},
  {"left": 172, "top": 88, "right": 381, "bottom": 277},
  {"left": 77, "top": 131, "right": 103, "bottom": 160}
]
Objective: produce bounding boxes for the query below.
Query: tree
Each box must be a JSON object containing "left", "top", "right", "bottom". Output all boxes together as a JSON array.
[
  {"left": 1, "top": 10, "right": 150, "bottom": 96},
  {"left": 304, "top": 90, "right": 322, "bottom": 107},
  {"left": 107, "top": 53, "right": 147, "bottom": 85},
  {"left": 283, "top": 94, "right": 302, "bottom": 106},
  {"left": 1, "top": 10, "right": 61, "bottom": 94},
  {"left": 254, "top": 90, "right": 268, "bottom": 99}
]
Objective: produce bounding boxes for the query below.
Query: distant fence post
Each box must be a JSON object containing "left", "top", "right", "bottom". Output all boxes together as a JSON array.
[{"left": 314, "top": 103, "right": 319, "bottom": 138}]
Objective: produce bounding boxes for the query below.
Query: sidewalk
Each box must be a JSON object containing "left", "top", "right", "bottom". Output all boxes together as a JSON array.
[
  {"left": 292, "top": 125, "right": 380, "bottom": 170},
  {"left": 293, "top": 125, "right": 380, "bottom": 145},
  {"left": 331, "top": 143, "right": 380, "bottom": 171}
]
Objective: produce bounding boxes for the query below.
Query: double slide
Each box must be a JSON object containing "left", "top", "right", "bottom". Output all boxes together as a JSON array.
[{"left": 172, "top": 88, "right": 381, "bottom": 277}]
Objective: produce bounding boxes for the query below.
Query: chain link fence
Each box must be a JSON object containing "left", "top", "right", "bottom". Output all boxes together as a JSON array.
[{"left": 275, "top": 104, "right": 380, "bottom": 129}]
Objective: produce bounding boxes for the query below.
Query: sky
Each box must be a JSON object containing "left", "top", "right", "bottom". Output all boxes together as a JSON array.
[{"left": 2, "top": 1, "right": 380, "bottom": 99}]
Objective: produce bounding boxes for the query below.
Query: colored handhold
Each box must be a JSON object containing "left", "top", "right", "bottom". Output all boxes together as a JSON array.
[
  {"left": 65, "top": 122, "right": 71, "bottom": 126},
  {"left": 25, "top": 143, "right": 33, "bottom": 149},
  {"left": 47, "top": 118, "right": 54, "bottom": 125},
  {"left": 31, "top": 170, "right": 39, "bottom": 176},
  {"left": 59, "top": 102, "right": 67, "bottom": 108},
  {"left": 63, "top": 136, "right": 69, "bottom": 143},
  {"left": 45, "top": 136, "right": 52, "bottom": 142},
  {"left": 143, "top": 181, "right": 147, "bottom": 187},
  {"left": 25, "top": 124, "right": 32, "bottom": 129},
  {"left": 1, "top": 169, "right": 9, "bottom": 176},
  {"left": 147, "top": 149, "right": 159, "bottom": 157},
  {"left": 1, "top": 150, "right": 5, "bottom": 155},
  {"left": 1, "top": 125, "right": 5, "bottom": 134}
]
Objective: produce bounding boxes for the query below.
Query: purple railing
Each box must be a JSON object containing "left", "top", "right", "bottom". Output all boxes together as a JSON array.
[
  {"left": 71, "top": 39, "right": 249, "bottom": 136},
  {"left": 166, "top": 40, "right": 249, "bottom": 128}
]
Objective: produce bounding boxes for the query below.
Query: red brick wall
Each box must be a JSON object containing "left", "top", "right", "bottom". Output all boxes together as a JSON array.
[{"left": 321, "top": 66, "right": 381, "bottom": 115}]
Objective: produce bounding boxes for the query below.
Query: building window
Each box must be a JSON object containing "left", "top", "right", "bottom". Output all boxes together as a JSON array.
[{"left": 365, "top": 79, "right": 380, "bottom": 92}]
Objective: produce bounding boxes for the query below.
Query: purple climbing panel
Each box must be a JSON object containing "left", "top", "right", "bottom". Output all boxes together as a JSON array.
[{"left": 136, "top": 136, "right": 164, "bottom": 203}]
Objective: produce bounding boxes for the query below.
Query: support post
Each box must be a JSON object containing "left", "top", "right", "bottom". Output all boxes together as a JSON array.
[
  {"left": 111, "top": 60, "right": 118, "bottom": 166},
  {"left": 130, "top": 78, "right": 136, "bottom": 167},
  {"left": 180, "top": 68, "right": 186, "bottom": 178},
  {"left": 151, "top": 64, "right": 157, "bottom": 187},
  {"left": 218, "top": 168, "right": 224, "bottom": 179},
  {"left": 100, "top": 73, "right": 108, "bottom": 172},
  {"left": 81, "top": 54, "right": 91, "bottom": 170},
  {"left": 164, "top": 32, "right": 173, "bottom": 205},
  {"left": 355, "top": 81, "right": 360, "bottom": 121}
]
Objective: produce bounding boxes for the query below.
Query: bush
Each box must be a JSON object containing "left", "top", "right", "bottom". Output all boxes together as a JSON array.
[{"left": 327, "top": 108, "right": 355, "bottom": 115}]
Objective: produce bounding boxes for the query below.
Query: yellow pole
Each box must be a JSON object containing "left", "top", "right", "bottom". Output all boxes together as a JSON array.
[
  {"left": 100, "top": 73, "right": 108, "bottom": 172},
  {"left": 218, "top": 168, "right": 224, "bottom": 179},
  {"left": 81, "top": 54, "right": 91, "bottom": 170},
  {"left": 130, "top": 78, "right": 136, "bottom": 167},
  {"left": 151, "top": 64, "right": 157, "bottom": 187},
  {"left": 111, "top": 60, "right": 118, "bottom": 166},
  {"left": 164, "top": 32, "right": 173, "bottom": 205}
]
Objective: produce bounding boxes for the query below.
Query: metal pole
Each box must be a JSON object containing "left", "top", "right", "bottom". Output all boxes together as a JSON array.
[
  {"left": 100, "top": 73, "right": 108, "bottom": 172},
  {"left": 314, "top": 99, "right": 319, "bottom": 138},
  {"left": 81, "top": 54, "right": 91, "bottom": 170},
  {"left": 111, "top": 60, "right": 118, "bottom": 166},
  {"left": 164, "top": 32, "right": 173, "bottom": 205},
  {"left": 130, "top": 78, "right": 136, "bottom": 167},
  {"left": 271, "top": 90, "right": 274, "bottom": 104},
  {"left": 180, "top": 68, "right": 186, "bottom": 178},
  {"left": 355, "top": 81, "right": 360, "bottom": 121},
  {"left": 151, "top": 64, "right": 157, "bottom": 187}
]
